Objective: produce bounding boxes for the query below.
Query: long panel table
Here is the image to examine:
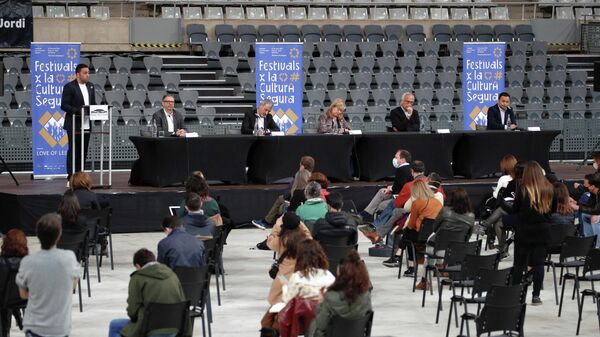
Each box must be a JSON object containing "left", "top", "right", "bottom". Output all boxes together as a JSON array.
[{"left": 129, "top": 130, "right": 560, "bottom": 187}]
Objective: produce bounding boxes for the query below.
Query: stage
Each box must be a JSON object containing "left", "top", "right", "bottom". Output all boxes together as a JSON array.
[{"left": 0, "top": 162, "right": 595, "bottom": 235}]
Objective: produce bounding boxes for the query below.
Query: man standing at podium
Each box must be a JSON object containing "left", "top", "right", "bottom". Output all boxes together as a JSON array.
[{"left": 61, "top": 63, "right": 96, "bottom": 179}]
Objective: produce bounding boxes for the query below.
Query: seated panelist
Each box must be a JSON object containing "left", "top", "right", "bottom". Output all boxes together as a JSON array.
[
  {"left": 241, "top": 99, "right": 280, "bottom": 135},
  {"left": 317, "top": 98, "right": 352, "bottom": 134}
]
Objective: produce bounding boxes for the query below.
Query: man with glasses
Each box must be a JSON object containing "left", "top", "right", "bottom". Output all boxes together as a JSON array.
[
  {"left": 390, "top": 92, "right": 420, "bottom": 132},
  {"left": 241, "top": 99, "right": 280, "bottom": 135},
  {"left": 151, "top": 94, "right": 186, "bottom": 137}
]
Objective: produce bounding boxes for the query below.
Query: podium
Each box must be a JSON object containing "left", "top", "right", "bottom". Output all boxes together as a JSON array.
[{"left": 72, "top": 105, "right": 113, "bottom": 188}]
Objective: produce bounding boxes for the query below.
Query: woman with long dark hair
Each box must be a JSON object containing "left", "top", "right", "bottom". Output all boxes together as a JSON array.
[
  {"left": 58, "top": 190, "right": 88, "bottom": 233},
  {"left": 0, "top": 229, "right": 28, "bottom": 336},
  {"left": 307, "top": 250, "right": 371, "bottom": 337},
  {"left": 511, "top": 161, "right": 554, "bottom": 305},
  {"left": 550, "top": 181, "right": 576, "bottom": 225}
]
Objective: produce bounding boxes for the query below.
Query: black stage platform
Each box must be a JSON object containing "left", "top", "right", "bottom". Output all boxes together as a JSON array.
[{"left": 0, "top": 163, "right": 595, "bottom": 235}]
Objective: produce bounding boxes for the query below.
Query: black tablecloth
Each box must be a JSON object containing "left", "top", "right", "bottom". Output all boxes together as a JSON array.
[
  {"left": 247, "top": 134, "right": 357, "bottom": 184},
  {"left": 356, "top": 133, "right": 462, "bottom": 180},
  {"left": 129, "top": 136, "right": 254, "bottom": 187},
  {"left": 452, "top": 130, "right": 561, "bottom": 178}
]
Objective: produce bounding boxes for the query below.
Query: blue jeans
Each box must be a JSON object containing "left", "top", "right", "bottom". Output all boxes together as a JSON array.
[
  {"left": 373, "top": 201, "right": 395, "bottom": 229},
  {"left": 108, "top": 318, "right": 176, "bottom": 337},
  {"left": 581, "top": 213, "right": 600, "bottom": 248}
]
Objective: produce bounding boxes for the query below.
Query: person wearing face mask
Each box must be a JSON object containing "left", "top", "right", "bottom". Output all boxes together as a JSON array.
[
  {"left": 390, "top": 92, "right": 420, "bottom": 132},
  {"left": 578, "top": 172, "right": 600, "bottom": 248},
  {"left": 317, "top": 98, "right": 352, "bottom": 134},
  {"left": 487, "top": 92, "right": 517, "bottom": 130},
  {"left": 358, "top": 149, "right": 413, "bottom": 222},
  {"left": 241, "top": 99, "right": 281, "bottom": 135}
]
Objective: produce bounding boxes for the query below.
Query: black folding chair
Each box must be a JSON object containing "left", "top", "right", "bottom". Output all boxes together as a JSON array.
[
  {"left": 0, "top": 264, "right": 27, "bottom": 336},
  {"left": 543, "top": 222, "right": 577, "bottom": 305},
  {"left": 138, "top": 301, "right": 190, "bottom": 337},
  {"left": 321, "top": 244, "right": 358, "bottom": 275},
  {"left": 57, "top": 229, "right": 90, "bottom": 312},
  {"left": 80, "top": 207, "right": 114, "bottom": 271},
  {"left": 174, "top": 266, "right": 212, "bottom": 337},
  {"left": 576, "top": 248, "right": 600, "bottom": 335},
  {"left": 326, "top": 310, "right": 373, "bottom": 337},
  {"left": 397, "top": 219, "right": 435, "bottom": 292},
  {"left": 465, "top": 284, "right": 527, "bottom": 337}
]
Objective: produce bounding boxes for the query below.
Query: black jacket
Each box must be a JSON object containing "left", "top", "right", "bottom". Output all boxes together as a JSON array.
[
  {"left": 390, "top": 107, "right": 420, "bottom": 132},
  {"left": 241, "top": 110, "right": 280, "bottom": 135},
  {"left": 487, "top": 103, "right": 516, "bottom": 130},
  {"left": 73, "top": 188, "right": 100, "bottom": 209},
  {"left": 391, "top": 164, "right": 413, "bottom": 195},
  {"left": 61, "top": 79, "right": 96, "bottom": 132},
  {"left": 312, "top": 211, "right": 360, "bottom": 246},
  {"left": 581, "top": 191, "right": 600, "bottom": 215},
  {"left": 152, "top": 109, "right": 186, "bottom": 135},
  {"left": 512, "top": 188, "right": 555, "bottom": 245}
]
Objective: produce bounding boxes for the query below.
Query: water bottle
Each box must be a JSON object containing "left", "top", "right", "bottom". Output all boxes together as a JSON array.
[{"left": 151, "top": 118, "right": 157, "bottom": 137}]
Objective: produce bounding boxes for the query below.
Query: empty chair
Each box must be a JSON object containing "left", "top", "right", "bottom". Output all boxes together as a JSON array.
[
  {"left": 370, "top": 8, "right": 389, "bottom": 21},
  {"left": 374, "top": 72, "right": 395, "bottom": 90},
  {"left": 377, "top": 57, "right": 396, "bottom": 74},
  {"left": 46, "top": 6, "right": 66, "bottom": 18},
  {"left": 6, "top": 108, "right": 28, "bottom": 126},
  {"left": 182, "top": 7, "right": 202, "bottom": 19},
  {"left": 147, "top": 91, "right": 166, "bottom": 109},
  {"left": 532, "top": 41, "right": 548, "bottom": 56},
  {"left": 316, "top": 42, "right": 336, "bottom": 58},
  {"left": 113, "top": 57, "right": 133, "bottom": 75},
  {"left": 334, "top": 57, "right": 354, "bottom": 74},
  {"left": 237, "top": 73, "right": 256, "bottom": 92},
  {"left": 508, "top": 56, "right": 526, "bottom": 72},
  {"left": 143, "top": 56, "right": 163, "bottom": 77},
  {"left": 447, "top": 41, "right": 464, "bottom": 57},
  {"left": 526, "top": 87, "right": 544, "bottom": 104},
  {"left": 474, "top": 25, "right": 494, "bottom": 42},
  {"left": 215, "top": 24, "right": 236, "bottom": 43},
  {"left": 438, "top": 72, "right": 456, "bottom": 89},
  {"left": 0, "top": 91, "right": 12, "bottom": 110},
  {"left": 349, "top": 8, "right": 369, "bottom": 20},
  {"left": 126, "top": 90, "right": 146, "bottom": 109},
  {"left": 187, "top": 24, "right": 208, "bottom": 53},
  {"left": 549, "top": 55, "right": 568, "bottom": 71},
  {"left": 527, "top": 71, "right": 546, "bottom": 87},
  {"left": 380, "top": 41, "right": 399, "bottom": 57},
  {"left": 231, "top": 42, "right": 250, "bottom": 59},
  {"left": 450, "top": 8, "right": 469, "bottom": 20},
  {"left": 225, "top": 7, "right": 244, "bottom": 20},
  {"left": 329, "top": 8, "right": 348, "bottom": 20},
  {"left": 349, "top": 89, "right": 369, "bottom": 107},
  {"left": 161, "top": 6, "right": 181, "bottom": 18},
  {"left": 359, "top": 42, "right": 377, "bottom": 58},
  {"left": 509, "top": 41, "right": 528, "bottom": 57},
  {"left": 439, "top": 56, "right": 458, "bottom": 72},
  {"left": 306, "top": 89, "right": 326, "bottom": 107},
  {"left": 258, "top": 25, "right": 279, "bottom": 42},
  {"left": 108, "top": 73, "right": 128, "bottom": 91},
  {"left": 32, "top": 6, "right": 45, "bottom": 18},
  {"left": 338, "top": 42, "right": 358, "bottom": 58},
  {"left": 410, "top": 8, "right": 429, "bottom": 20},
  {"left": 68, "top": 6, "right": 88, "bottom": 18},
  {"left": 14, "top": 91, "right": 31, "bottom": 110},
  {"left": 506, "top": 87, "right": 524, "bottom": 104},
  {"left": 490, "top": 7, "right": 510, "bottom": 20},
  {"left": 506, "top": 71, "right": 525, "bottom": 88},
  {"left": 397, "top": 72, "right": 415, "bottom": 91},
  {"left": 356, "top": 57, "right": 375, "bottom": 73},
  {"left": 548, "top": 71, "right": 567, "bottom": 87},
  {"left": 389, "top": 8, "right": 409, "bottom": 20},
  {"left": 453, "top": 25, "right": 473, "bottom": 42},
  {"left": 515, "top": 24, "right": 535, "bottom": 42},
  {"left": 398, "top": 58, "right": 417, "bottom": 72},
  {"left": 219, "top": 57, "right": 238, "bottom": 76},
  {"left": 547, "top": 87, "right": 566, "bottom": 103},
  {"left": 201, "top": 42, "right": 221, "bottom": 60},
  {"left": 120, "top": 108, "right": 142, "bottom": 124},
  {"left": 556, "top": 7, "right": 575, "bottom": 20},
  {"left": 575, "top": 7, "right": 593, "bottom": 20},
  {"left": 401, "top": 41, "right": 420, "bottom": 58},
  {"left": 431, "top": 8, "right": 449, "bottom": 20},
  {"left": 161, "top": 73, "right": 181, "bottom": 91},
  {"left": 332, "top": 73, "right": 352, "bottom": 90},
  {"left": 237, "top": 25, "right": 258, "bottom": 43},
  {"left": 104, "top": 91, "right": 125, "bottom": 109},
  {"left": 569, "top": 70, "right": 588, "bottom": 87},
  {"left": 302, "top": 25, "right": 322, "bottom": 43},
  {"left": 344, "top": 25, "right": 364, "bottom": 42},
  {"left": 323, "top": 25, "right": 343, "bottom": 42},
  {"left": 371, "top": 88, "right": 392, "bottom": 106},
  {"left": 472, "top": 8, "right": 490, "bottom": 20},
  {"left": 327, "top": 89, "right": 348, "bottom": 103},
  {"left": 414, "top": 88, "right": 434, "bottom": 106},
  {"left": 280, "top": 25, "right": 301, "bottom": 42},
  {"left": 432, "top": 25, "right": 452, "bottom": 42},
  {"left": 529, "top": 55, "right": 547, "bottom": 71},
  {"left": 385, "top": 25, "right": 404, "bottom": 41},
  {"left": 308, "top": 8, "right": 327, "bottom": 20},
  {"left": 3, "top": 57, "right": 23, "bottom": 75},
  {"left": 406, "top": 25, "right": 426, "bottom": 42},
  {"left": 313, "top": 57, "right": 333, "bottom": 74},
  {"left": 205, "top": 7, "right": 223, "bottom": 20},
  {"left": 417, "top": 72, "right": 436, "bottom": 89},
  {"left": 309, "top": 73, "right": 329, "bottom": 90},
  {"left": 419, "top": 57, "right": 438, "bottom": 73},
  {"left": 246, "top": 7, "right": 266, "bottom": 20},
  {"left": 288, "top": 7, "right": 306, "bottom": 20},
  {"left": 353, "top": 72, "right": 373, "bottom": 90},
  {"left": 494, "top": 24, "right": 514, "bottom": 42},
  {"left": 364, "top": 25, "right": 385, "bottom": 43},
  {"left": 130, "top": 73, "right": 150, "bottom": 91},
  {"left": 19, "top": 73, "right": 31, "bottom": 91},
  {"left": 179, "top": 90, "right": 199, "bottom": 110},
  {"left": 568, "top": 86, "right": 587, "bottom": 103},
  {"left": 422, "top": 41, "right": 440, "bottom": 57},
  {"left": 267, "top": 6, "right": 286, "bottom": 20}
]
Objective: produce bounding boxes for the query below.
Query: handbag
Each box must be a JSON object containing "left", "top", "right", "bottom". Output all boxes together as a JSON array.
[{"left": 268, "top": 253, "right": 287, "bottom": 280}]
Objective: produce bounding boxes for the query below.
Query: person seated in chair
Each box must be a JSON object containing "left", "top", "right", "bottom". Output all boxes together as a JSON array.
[
  {"left": 486, "top": 92, "right": 517, "bottom": 130},
  {"left": 317, "top": 99, "right": 351, "bottom": 134},
  {"left": 151, "top": 94, "right": 186, "bottom": 137},
  {"left": 179, "top": 192, "right": 217, "bottom": 238},
  {"left": 157, "top": 216, "right": 205, "bottom": 270},
  {"left": 390, "top": 92, "right": 420, "bottom": 132},
  {"left": 241, "top": 99, "right": 280, "bottom": 135},
  {"left": 296, "top": 182, "right": 329, "bottom": 224},
  {"left": 69, "top": 171, "right": 101, "bottom": 209},
  {"left": 0, "top": 229, "right": 29, "bottom": 337},
  {"left": 312, "top": 192, "right": 360, "bottom": 246},
  {"left": 108, "top": 248, "right": 189, "bottom": 337}
]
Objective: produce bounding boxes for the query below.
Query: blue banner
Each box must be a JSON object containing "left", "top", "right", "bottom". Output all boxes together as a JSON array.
[
  {"left": 31, "top": 42, "right": 80, "bottom": 177},
  {"left": 255, "top": 43, "right": 303, "bottom": 135},
  {"left": 462, "top": 43, "right": 505, "bottom": 130}
]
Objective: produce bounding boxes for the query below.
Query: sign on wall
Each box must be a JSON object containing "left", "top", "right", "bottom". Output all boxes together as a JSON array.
[
  {"left": 255, "top": 43, "right": 303, "bottom": 135},
  {"left": 462, "top": 42, "right": 506, "bottom": 130},
  {"left": 31, "top": 42, "right": 80, "bottom": 178},
  {"left": 0, "top": 0, "right": 33, "bottom": 48}
]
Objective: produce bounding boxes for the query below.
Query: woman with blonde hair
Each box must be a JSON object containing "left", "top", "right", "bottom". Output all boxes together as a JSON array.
[
  {"left": 511, "top": 161, "right": 554, "bottom": 305},
  {"left": 317, "top": 99, "right": 351, "bottom": 134}
]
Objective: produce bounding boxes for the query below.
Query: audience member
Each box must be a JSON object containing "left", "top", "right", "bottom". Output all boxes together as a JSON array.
[
  {"left": 390, "top": 92, "right": 420, "bottom": 132},
  {"left": 58, "top": 190, "right": 88, "bottom": 234},
  {"left": 296, "top": 182, "right": 329, "bottom": 223},
  {"left": 493, "top": 155, "right": 518, "bottom": 199},
  {"left": 241, "top": 99, "right": 280, "bottom": 135},
  {"left": 69, "top": 171, "right": 100, "bottom": 209},
  {"left": 157, "top": 216, "right": 205, "bottom": 270},
  {"left": 359, "top": 149, "right": 413, "bottom": 221},
  {"left": 312, "top": 192, "right": 360, "bottom": 246},
  {"left": 267, "top": 212, "right": 312, "bottom": 260},
  {"left": 180, "top": 192, "right": 217, "bottom": 238},
  {"left": 177, "top": 172, "right": 221, "bottom": 219},
  {"left": 317, "top": 99, "right": 351, "bottom": 134},
  {"left": 307, "top": 250, "right": 372, "bottom": 337},
  {"left": 108, "top": 248, "right": 189, "bottom": 337},
  {"left": 511, "top": 161, "right": 555, "bottom": 305},
  {"left": 0, "top": 229, "right": 28, "bottom": 337},
  {"left": 579, "top": 172, "right": 600, "bottom": 248},
  {"left": 550, "top": 182, "right": 576, "bottom": 225},
  {"left": 16, "top": 213, "right": 80, "bottom": 337}
]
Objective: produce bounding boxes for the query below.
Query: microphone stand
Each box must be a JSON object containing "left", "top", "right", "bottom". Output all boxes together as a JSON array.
[{"left": 0, "top": 154, "right": 19, "bottom": 186}]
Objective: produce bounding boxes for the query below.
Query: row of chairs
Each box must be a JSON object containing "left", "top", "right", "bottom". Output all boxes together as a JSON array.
[
  {"left": 208, "top": 23, "right": 536, "bottom": 44},
  {"left": 33, "top": 5, "right": 110, "bottom": 19}
]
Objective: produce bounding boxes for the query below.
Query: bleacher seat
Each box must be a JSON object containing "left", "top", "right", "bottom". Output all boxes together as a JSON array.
[
  {"left": 246, "top": 8, "right": 266, "bottom": 20},
  {"left": 548, "top": 71, "right": 567, "bottom": 87},
  {"left": 506, "top": 71, "right": 525, "bottom": 88},
  {"left": 532, "top": 41, "right": 548, "bottom": 55},
  {"left": 401, "top": 41, "right": 420, "bottom": 58},
  {"left": 215, "top": 25, "right": 236, "bottom": 43},
  {"left": 549, "top": 55, "right": 568, "bottom": 71},
  {"left": 385, "top": 25, "right": 404, "bottom": 41},
  {"left": 205, "top": 7, "right": 223, "bottom": 20},
  {"left": 46, "top": 6, "right": 66, "bottom": 18},
  {"left": 237, "top": 73, "right": 256, "bottom": 92},
  {"left": 374, "top": 72, "right": 394, "bottom": 89},
  {"left": 509, "top": 41, "right": 528, "bottom": 57},
  {"left": 315, "top": 41, "right": 335, "bottom": 58},
  {"left": 108, "top": 73, "right": 128, "bottom": 91},
  {"left": 364, "top": 25, "right": 385, "bottom": 43},
  {"left": 225, "top": 7, "right": 244, "bottom": 20},
  {"left": 130, "top": 74, "right": 150, "bottom": 91},
  {"left": 526, "top": 87, "right": 544, "bottom": 104},
  {"left": 377, "top": 57, "right": 396, "bottom": 74},
  {"left": 568, "top": 87, "right": 587, "bottom": 103},
  {"left": 69, "top": 6, "right": 88, "bottom": 18},
  {"left": 414, "top": 88, "right": 433, "bottom": 106},
  {"left": 288, "top": 8, "right": 306, "bottom": 20},
  {"left": 454, "top": 25, "right": 473, "bottom": 42},
  {"left": 329, "top": 8, "right": 348, "bottom": 20},
  {"left": 410, "top": 8, "right": 429, "bottom": 20},
  {"left": 161, "top": 7, "right": 181, "bottom": 19},
  {"left": 104, "top": 91, "right": 125, "bottom": 109},
  {"left": 334, "top": 57, "right": 353, "bottom": 74},
  {"left": 508, "top": 56, "right": 526, "bottom": 72},
  {"left": 309, "top": 73, "right": 329, "bottom": 90},
  {"left": 389, "top": 8, "right": 409, "bottom": 20},
  {"left": 327, "top": 89, "right": 348, "bottom": 103},
  {"left": 447, "top": 41, "right": 463, "bottom": 57},
  {"left": 416, "top": 72, "right": 436, "bottom": 89},
  {"left": 353, "top": 72, "right": 373, "bottom": 90},
  {"left": 306, "top": 89, "right": 326, "bottom": 107},
  {"left": 344, "top": 25, "right": 364, "bottom": 43},
  {"left": 113, "top": 56, "right": 133, "bottom": 75},
  {"left": 431, "top": 8, "right": 449, "bottom": 20},
  {"left": 371, "top": 88, "right": 392, "bottom": 106},
  {"left": 147, "top": 91, "right": 166, "bottom": 108},
  {"left": 419, "top": 57, "right": 438, "bottom": 73},
  {"left": 281, "top": 25, "right": 301, "bottom": 42},
  {"left": 451, "top": 8, "right": 469, "bottom": 20},
  {"left": 433, "top": 25, "right": 452, "bottom": 42},
  {"left": 569, "top": 70, "right": 588, "bottom": 87},
  {"left": 302, "top": 25, "right": 322, "bottom": 43},
  {"left": 515, "top": 24, "right": 535, "bottom": 42},
  {"left": 359, "top": 42, "right": 377, "bottom": 57},
  {"left": 349, "top": 8, "right": 369, "bottom": 20},
  {"left": 529, "top": 56, "right": 547, "bottom": 72},
  {"left": 32, "top": 6, "right": 44, "bottom": 18},
  {"left": 472, "top": 8, "right": 490, "bottom": 20},
  {"left": 308, "top": 8, "right": 327, "bottom": 20},
  {"left": 474, "top": 25, "right": 494, "bottom": 42},
  {"left": 178, "top": 90, "right": 199, "bottom": 110},
  {"left": 349, "top": 89, "right": 369, "bottom": 107},
  {"left": 91, "top": 56, "right": 111, "bottom": 75},
  {"left": 238, "top": 25, "right": 258, "bottom": 43},
  {"left": 323, "top": 25, "right": 343, "bottom": 42},
  {"left": 19, "top": 74, "right": 31, "bottom": 91},
  {"left": 547, "top": 87, "right": 566, "bottom": 104},
  {"left": 259, "top": 25, "right": 279, "bottom": 42},
  {"left": 490, "top": 7, "right": 510, "bottom": 20},
  {"left": 494, "top": 25, "right": 514, "bottom": 42},
  {"left": 556, "top": 7, "right": 574, "bottom": 20},
  {"left": 380, "top": 41, "right": 398, "bottom": 57},
  {"left": 161, "top": 73, "right": 181, "bottom": 91},
  {"left": 187, "top": 24, "right": 208, "bottom": 51},
  {"left": 527, "top": 71, "right": 546, "bottom": 87},
  {"left": 14, "top": 91, "right": 31, "bottom": 110},
  {"left": 356, "top": 57, "right": 375, "bottom": 73},
  {"left": 267, "top": 7, "right": 286, "bottom": 20},
  {"left": 398, "top": 58, "right": 417, "bottom": 72},
  {"left": 313, "top": 57, "right": 333, "bottom": 73},
  {"left": 3, "top": 57, "right": 23, "bottom": 75},
  {"left": 575, "top": 8, "right": 593, "bottom": 20},
  {"left": 406, "top": 25, "right": 426, "bottom": 42},
  {"left": 183, "top": 7, "right": 202, "bottom": 19},
  {"left": 397, "top": 73, "right": 415, "bottom": 91},
  {"left": 370, "top": 8, "right": 389, "bottom": 20},
  {"left": 201, "top": 42, "right": 221, "bottom": 60},
  {"left": 332, "top": 73, "right": 351, "bottom": 90},
  {"left": 438, "top": 72, "right": 456, "bottom": 89},
  {"left": 440, "top": 56, "right": 459, "bottom": 72},
  {"left": 126, "top": 90, "right": 146, "bottom": 109}
]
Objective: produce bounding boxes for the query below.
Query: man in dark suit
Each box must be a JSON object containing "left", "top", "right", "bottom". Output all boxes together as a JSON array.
[
  {"left": 241, "top": 99, "right": 280, "bottom": 135},
  {"left": 390, "top": 92, "right": 420, "bottom": 132},
  {"left": 151, "top": 94, "right": 186, "bottom": 137},
  {"left": 61, "top": 63, "right": 96, "bottom": 178},
  {"left": 487, "top": 92, "right": 517, "bottom": 130}
]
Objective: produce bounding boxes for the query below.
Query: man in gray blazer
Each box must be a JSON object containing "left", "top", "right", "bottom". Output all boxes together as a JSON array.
[{"left": 151, "top": 94, "right": 186, "bottom": 137}]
